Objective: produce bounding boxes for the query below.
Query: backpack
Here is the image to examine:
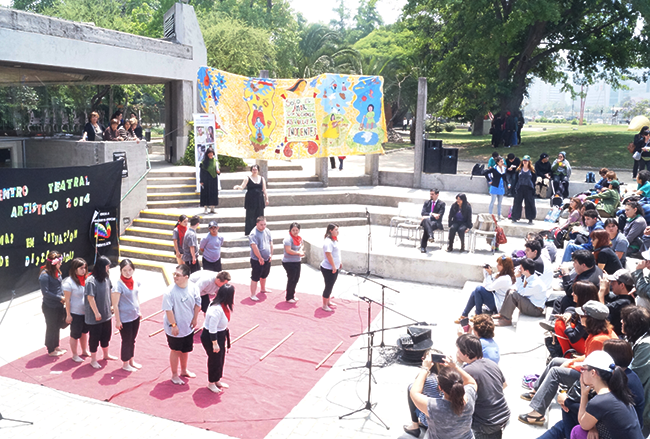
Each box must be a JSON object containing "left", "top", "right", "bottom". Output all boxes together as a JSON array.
[
  {"left": 470, "top": 163, "right": 485, "bottom": 180},
  {"left": 551, "top": 195, "right": 563, "bottom": 208},
  {"left": 585, "top": 172, "right": 596, "bottom": 183}
]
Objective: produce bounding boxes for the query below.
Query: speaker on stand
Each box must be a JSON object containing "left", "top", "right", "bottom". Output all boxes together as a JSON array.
[{"left": 423, "top": 139, "right": 443, "bottom": 173}]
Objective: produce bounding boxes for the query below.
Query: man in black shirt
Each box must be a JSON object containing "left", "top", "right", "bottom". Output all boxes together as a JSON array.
[
  {"left": 599, "top": 269, "right": 635, "bottom": 335},
  {"left": 534, "top": 153, "right": 553, "bottom": 198},
  {"left": 553, "top": 250, "right": 602, "bottom": 314},
  {"left": 513, "top": 240, "right": 544, "bottom": 275}
]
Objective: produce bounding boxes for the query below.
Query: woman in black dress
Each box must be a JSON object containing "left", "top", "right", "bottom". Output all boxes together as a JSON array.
[
  {"left": 200, "top": 147, "right": 220, "bottom": 214},
  {"left": 511, "top": 155, "right": 537, "bottom": 224},
  {"left": 234, "top": 164, "right": 269, "bottom": 235}
]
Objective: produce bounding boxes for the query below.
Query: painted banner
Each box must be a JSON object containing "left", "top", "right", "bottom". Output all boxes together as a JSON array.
[
  {"left": 0, "top": 162, "right": 122, "bottom": 299},
  {"left": 197, "top": 68, "right": 387, "bottom": 160}
]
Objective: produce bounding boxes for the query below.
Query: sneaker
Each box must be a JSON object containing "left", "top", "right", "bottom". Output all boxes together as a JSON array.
[
  {"left": 539, "top": 321, "right": 555, "bottom": 332},
  {"left": 250, "top": 295, "right": 260, "bottom": 302}
]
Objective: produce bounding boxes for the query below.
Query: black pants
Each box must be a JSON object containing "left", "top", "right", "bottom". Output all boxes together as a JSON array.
[
  {"left": 448, "top": 223, "right": 468, "bottom": 247},
  {"left": 201, "top": 294, "right": 211, "bottom": 313},
  {"left": 512, "top": 185, "right": 536, "bottom": 221},
  {"left": 420, "top": 218, "right": 443, "bottom": 249},
  {"left": 42, "top": 303, "right": 65, "bottom": 353},
  {"left": 88, "top": 320, "right": 112, "bottom": 353},
  {"left": 505, "top": 173, "right": 517, "bottom": 196},
  {"left": 202, "top": 258, "right": 222, "bottom": 272},
  {"left": 119, "top": 317, "right": 140, "bottom": 362},
  {"left": 552, "top": 175, "right": 569, "bottom": 198},
  {"left": 320, "top": 266, "right": 339, "bottom": 298},
  {"left": 282, "top": 261, "right": 301, "bottom": 300},
  {"left": 635, "top": 159, "right": 650, "bottom": 178},
  {"left": 185, "top": 259, "right": 201, "bottom": 274},
  {"left": 406, "top": 383, "right": 419, "bottom": 423},
  {"left": 201, "top": 327, "right": 228, "bottom": 383}
]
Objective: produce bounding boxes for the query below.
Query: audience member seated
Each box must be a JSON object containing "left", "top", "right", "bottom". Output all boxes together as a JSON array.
[
  {"left": 570, "top": 350, "right": 644, "bottom": 439},
  {"left": 419, "top": 189, "right": 446, "bottom": 253},
  {"left": 471, "top": 314, "right": 500, "bottom": 364},
  {"left": 586, "top": 180, "right": 621, "bottom": 218},
  {"left": 118, "top": 118, "right": 135, "bottom": 141},
  {"left": 494, "top": 258, "right": 546, "bottom": 326},
  {"left": 559, "top": 197, "right": 583, "bottom": 231},
  {"left": 551, "top": 152, "right": 572, "bottom": 198},
  {"left": 409, "top": 355, "right": 478, "bottom": 439},
  {"left": 592, "top": 229, "right": 623, "bottom": 275},
  {"left": 130, "top": 115, "right": 143, "bottom": 140},
  {"left": 447, "top": 193, "right": 472, "bottom": 253},
  {"left": 455, "top": 256, "right": 515, "bottom": 323},
  {"left": 561, "top": 210, "right": 604, "bottom": 263},
  {"left": 598, "top": 269, "right": 636, "bottom": 335},
  {"left": 623, "top": 201, "right": 648, "bottom": 256},
  {"left": 487, "top": 151, "right": 499, "bottom": 168},
  {"left": 519, "top": 300, "right": 615, "bottom": 426},
  {"left": 455, "top": 334, "right": 510, "bottom": 438},
  {"left": 554, "top": 250, "right": 602, "bottom": 314},
  {"left": 604, "top": 217, "right": 629, "bottom": 267},
  {"left": 634, "top": 253, "right": 650, "bottom": 311},
  {"left": 621, "top": 306, "right": 650, "bottom": 435},
  {"left": 80, "top": 111, "right": 104, "bottom": 142},
  {"left": 403, "top": 349, "right": 444, "bottom": 437},
  {"left": 535, "top": 153, "right": 552, "bottom": 198},
  {"left": 103, "top": 119, "right": 121, "bottom": 141},
  {"left": 513, "top": 240, "right": 545, "bottom": 275},
  {"left": 593, "top": 168, "right": 610, "bottom": 192},
  {"left": 635, "top": 170, "right": 650, "bottom": 198},
  {"left": 110, "top": 110, "right": 124, "bottom": 126}
]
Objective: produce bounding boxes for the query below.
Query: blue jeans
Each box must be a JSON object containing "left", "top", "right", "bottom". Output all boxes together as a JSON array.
[
  {"left": 489, "top": 194, "right": 503, "bottom": 216},
  {"left": 462, "top": 286, "right": 498, "bottom": 316},
  {"left": 561, "top": 242, "right": 583, "bottom": 263}
]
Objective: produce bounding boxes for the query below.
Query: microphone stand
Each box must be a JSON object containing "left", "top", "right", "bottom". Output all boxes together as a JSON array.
[
  {"left": 0, "top": 291, "right": 33, "bottom": 427},
  {"left": 363, "top": 207, "right": 371, "bottom": 276}
]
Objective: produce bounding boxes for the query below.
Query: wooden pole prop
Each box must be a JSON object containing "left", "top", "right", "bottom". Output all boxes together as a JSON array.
[
  {"left": 149, "top": 328, "right": 164, "bottom": 337},
  {"left": 231, "top": 324, "right": 259, "bottom": 345},
  {"left": 259, "top": 332, "right": 294, "bottom": 361},
  {"left": 115, "top": 309, "right": 164, "bottom": 335},
  {"left": 315, "top": 341, "right": 343, "bottom": 370}
]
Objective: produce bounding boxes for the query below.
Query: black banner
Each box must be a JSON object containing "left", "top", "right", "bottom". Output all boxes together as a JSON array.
[{"left": 0, "top": 161, "right": 122, "bottom": 300}]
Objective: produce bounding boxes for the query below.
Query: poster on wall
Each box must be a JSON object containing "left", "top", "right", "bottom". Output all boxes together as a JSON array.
[
  {"left": 193, "top": 113, "right": 220, "bottom": 193},
  {"left": 0, "top": 161, "right": 122, "bottom": 300},
  {"left": 89, "top": 208, "right": 119, "bottom": 265},
  {"left": 197, "top": 68, "right": 387, "bottom": 160}
]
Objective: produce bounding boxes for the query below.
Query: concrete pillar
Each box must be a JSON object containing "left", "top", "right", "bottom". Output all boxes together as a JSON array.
[
  {"left": 413, "top": 77, "right": 428, "bottom": 188},
  {"left": 315, "top": 157, "right": 329, "bottom": 187},
  {"left": 365, "top": 154, "right": 379, "bottom": 185},
  {"left": 165, "top": 79, "right": 193, "bottom": 163},
  {"left": 255, "top": 70, "right": 269, "bottom": 181}
]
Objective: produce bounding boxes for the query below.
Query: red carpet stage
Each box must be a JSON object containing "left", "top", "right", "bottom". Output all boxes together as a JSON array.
[{"left": 0, "top": 284, "right": 377, "bottom": 439}]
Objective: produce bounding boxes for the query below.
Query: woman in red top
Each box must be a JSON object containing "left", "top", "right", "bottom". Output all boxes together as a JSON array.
[{"left": 551, "top": 281, "right": 599, "bottom": 356}]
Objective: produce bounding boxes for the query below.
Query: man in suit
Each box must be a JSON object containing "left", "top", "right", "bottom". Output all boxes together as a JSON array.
[{"left": 420, "top": 189, "right": 446, "bottom": 253}]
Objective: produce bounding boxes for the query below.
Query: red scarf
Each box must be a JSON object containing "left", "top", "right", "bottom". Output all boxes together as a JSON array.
[
  {"left": 121, "top": 275, "right": 134, "bottom": 290},
  {"left": 331, "top": 236, "right": 338, "bottom": 241},
  {"left": 221, "top": 303, "right": 231, "bottom": 321},
  {"left": 77, "top": 274, "right": 86, "bottom": 287},
  {"left": 176, "top": 224, "right": 187, "bottom": 246},
  {"left": 291, "top": 234, "right": 302, "bottom": 246}
]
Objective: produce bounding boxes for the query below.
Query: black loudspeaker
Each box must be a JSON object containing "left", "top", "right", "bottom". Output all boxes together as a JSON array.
[
  {"left": 408, "top": 326, "right": 431, "bottom": 344},
  {"left": 423, "top": 139, "right": 443, "bottom": 173},
  {"left": 398, "top": 326, "right": 433, "bottom": 364},
  {"left": 440, "top": 147, "right": 458, "bottom": 174}
]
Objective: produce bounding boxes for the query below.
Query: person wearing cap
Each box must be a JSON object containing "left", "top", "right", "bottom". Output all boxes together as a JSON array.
[
  {"left": 598, "top": 269, "right": 636, "bottom": 335},
  {"left": 534, "top": 153, "right": 552, "bottom": 198},
  {"left": 551, "top": 152, "right": 572, "bottom": 198},
  {"left": 189, "top": 270, "right": 231, "bottom": 314},
  {"left": 493, "top": 258, "right": 546, "bottom": 326},
  {"left": 511, "top": 155, "right": 537, "bottom": 225},
  {"left": 586, "top": 180, "right": 621, "bottom": 218},
  {"left": 182, "top": 215, "right": 201, "bottom": 274},
  {"left": 504, "top": 153, "right": 520, "bottom": 197},
  {"left": 633, "top": 126, "right": 650, "bottom": 179},
  {"left": 633, "top": 253, "right": 650, "bottom": 311},
  {"left": 200, "top": 221, "right": 224, "bottom": 273},
  {"left": 519, "top": 300, "right": 615, "bottom": 426},
  {"left": 572, "top": 350, "right": 643, "bottom": 439}
]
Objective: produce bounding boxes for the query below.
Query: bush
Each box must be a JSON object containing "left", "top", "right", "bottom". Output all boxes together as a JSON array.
[
  {"left": 425, "top": 119, "right": 444, "bottom": 133},
  {"left": 219, "top": 155, "right": 246, "bottom": 172},
  {"left": 444, "top": 123, "right": 456, "bottom": 132},
  {"left": 571, "top": 119, "right": 578, "bottom": 125},
  {"left": 177, "top": 120, "right": 247, "bottom": 171},
  {"left": 178, "top": 122, "right": 195, "bottom": 166},
  {"left": 538, "top": 117, "right": 548, "bottom": 123}
]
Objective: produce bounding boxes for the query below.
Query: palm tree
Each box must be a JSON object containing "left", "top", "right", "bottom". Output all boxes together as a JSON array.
[{"left": 294, "top": 23, "right": 361, "bottom": 77}]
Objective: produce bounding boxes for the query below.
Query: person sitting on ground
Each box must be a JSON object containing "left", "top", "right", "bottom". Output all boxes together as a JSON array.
[
  {"left": 598, "top": 269, "right": 636, "bottom": 338},
  {"left": 623, "top": 201, "right": 648, "bottom": 256},
  {"left": 505, "top": 152, "right": 520, "bottom": 197},
  {"left": 561, "top": 209, "right": 604, "bottom": 263},
  {"left": 534, "top": 153, "right": 552, "bottom": 198},
  {"left": 419, "top": 188, "right": 446, "bottom": 253},
  {"left": 103, "top": 118, "right": 121, "bottom": 141},
  {"left": 493, "top": 258, "right": 546, "bottom": 326},
  {"left": 403, "top": 349, "right": 444, "bottom": 437},
  {"left": 455, "top": 256, "right": 515, "bottom": 323},
  {"left": 594, "top": 168, "right": 610, "bottom": 192},
  {"left": 621, "top": 306, "right": 650, "bottom": 434},
  {"left": 410, "top": 355, "right": 478, "bottom": 439},
  {"left": 455, "top": 334, "right": 510, "bottom": 437},
  {"left": 554, "top": 250, "right": 603, "bottom": 314},
  {"left": 604, "top": 217, "right": 629, "bottom": 267},
  {"left": 488, "top": 151, "right": 500, "bottom": 168},
  {"left": 551, "top": 151, "right": 572, "bottom": 198},
  {"left": 559, "top": 197, "right": 584, "bottom": 231},
  {"left": 635, "top": 170, "right": 650, "bottom": 198},
  {"left": 519, "top": 300, "right": 616, "bottom": 426},
  {"left": 572, "top": 350, "right": 644, "bottom": 439},
  {"left": 634, "top": 252, "right": 650, "bottom": 311},
  {"left": 586, "top": 180, "right": 621, "bottom": 218},
  {"left": 447, "top": 193, "right": 472, "bottom": 253},
  {"left": 592, "top": 229, "right": 623, "bottom": 275},
  {"left": 471, "top": 314, "right": 500, "bottom": 364},
  {"left": 513, "top": 240, "right": 545, "bottom": 275}
]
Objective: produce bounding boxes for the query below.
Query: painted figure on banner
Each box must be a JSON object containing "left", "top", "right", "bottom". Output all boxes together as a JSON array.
[
  {"left": 315, "top": 75, "right": 353, "bottom": 151},
  {"left": 351, "top": 76, "right": 384, "bottom": 150},
  {"left": 244, "top": 77, "right": 277, "bottom": 152}
]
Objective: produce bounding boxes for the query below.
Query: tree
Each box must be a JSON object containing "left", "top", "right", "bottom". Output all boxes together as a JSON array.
[
  {"left": 621, "top": 99, "right": 650, "bottom": 119},
  {"left": 403, "top": 0, "right": 650, "bottom": 123},
  {"left": 329, "top": 0, "right": 350, "bottom": 36},
  {"left": 348, "top": 0, "right": 383, "bottom": 42},
  {"left": 293, "top": 23, "right": 360, "bottom": 77}
]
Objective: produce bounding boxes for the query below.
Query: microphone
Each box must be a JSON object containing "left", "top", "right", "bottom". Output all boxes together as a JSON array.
[
  {"left": 365, "top": 207, "right": 370, "bottom": 217},
  {"left": 341, "top": 269, "right": 354, "bottom": 276},
  {"left": 352, "top": 292, "right": 369, "bottom": 301},
  {"left": 414, "top": 321, "right": 437, "bottom": 326}
]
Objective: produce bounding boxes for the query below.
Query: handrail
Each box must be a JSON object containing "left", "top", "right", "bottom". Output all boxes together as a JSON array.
[{"left": 121, "top": 144, "right": 151, "bottom": 202}]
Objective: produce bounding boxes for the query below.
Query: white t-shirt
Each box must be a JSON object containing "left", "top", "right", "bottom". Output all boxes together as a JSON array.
[
  {"left": 203, "top": 304, "right": 228, "bottom": 334},
  {"left": 162, "top": 282, "right": 201, "bottom": 337},
  {"left": 483, "top": 271, "right": 513, "bottom": 310},
  {"left": 320, "top": 238, "right": 341, "bottom": 270},
  {"left": 62, "top": 276, "right": 85, "bottom": 315},
  {"left": 189, "top": 270, "right": 219, "bottom": 297}
]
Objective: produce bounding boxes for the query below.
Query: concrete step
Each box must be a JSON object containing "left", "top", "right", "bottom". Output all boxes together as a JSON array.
[
  {"left": 120, "top": 235, "right": 284, "bottom": 258},
  {"left": 120, "top": 245, "right": 284, "bottom": 268},
  {"left": 266, "top": 181, "right": 324, "bottom": 189},
  {"left": 122, "top": 232, "right": 285, "bottom": 247},
  {"left": 268, "top": 163, "right": 303, "bottom": 171},
  {"left": 148, "top": 184, "right": 197, "bottom": 194},
  {"left": 148, "top": 176, "right": 195, "bottom": 184}
]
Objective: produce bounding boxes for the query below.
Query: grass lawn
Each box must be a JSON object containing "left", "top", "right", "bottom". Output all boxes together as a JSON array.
[{"left": 426, "top": 124, "right": 636, "bottom": 169}]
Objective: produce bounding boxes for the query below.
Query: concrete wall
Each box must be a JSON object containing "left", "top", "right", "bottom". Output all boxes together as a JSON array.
[
  {"left": 0, "top": 138, "right": 26, "bottom": 167},
  {"left": 24, "top": 139, "right": 148, "bottom": 233}
]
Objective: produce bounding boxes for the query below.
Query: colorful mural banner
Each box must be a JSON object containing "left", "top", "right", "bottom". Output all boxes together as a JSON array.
[{"left": 197, "top": 68, "right": 387, "bottom": 160}]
